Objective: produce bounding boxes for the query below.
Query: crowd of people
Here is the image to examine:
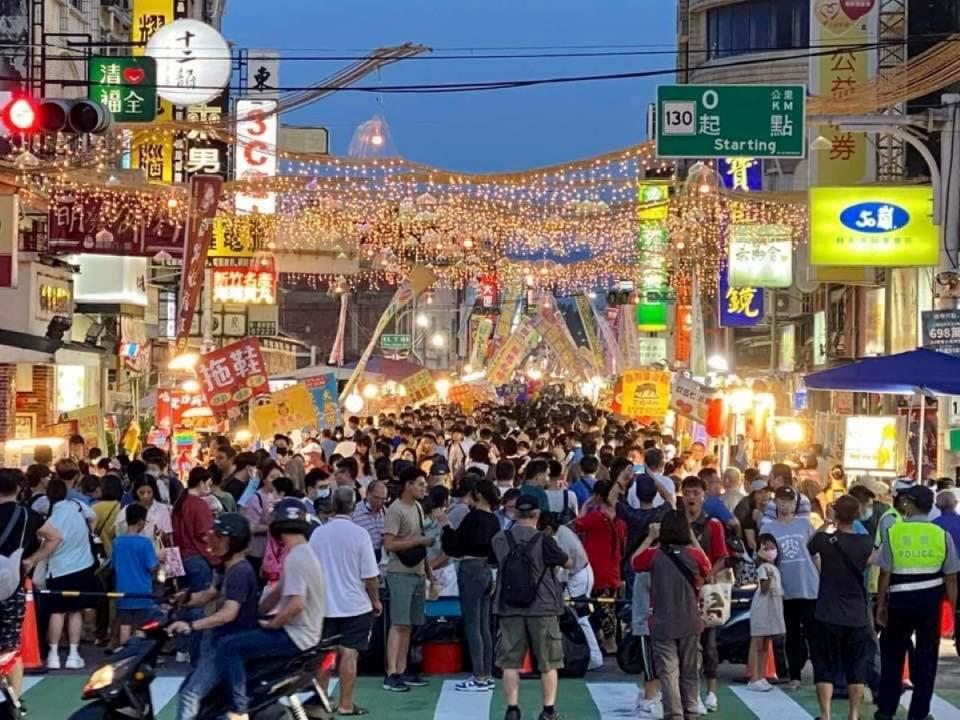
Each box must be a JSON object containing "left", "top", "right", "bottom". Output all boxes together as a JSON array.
[{"left": 0, "top": 402, "right": 958, "bottom": 720}]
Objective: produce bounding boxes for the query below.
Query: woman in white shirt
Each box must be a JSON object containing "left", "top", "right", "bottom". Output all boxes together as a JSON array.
[
  {"left": 44, "top": 478, "right": 97, "bottom": 671},
  {"left": 114, "top": 476, "right": 173, "bottom": 546}
]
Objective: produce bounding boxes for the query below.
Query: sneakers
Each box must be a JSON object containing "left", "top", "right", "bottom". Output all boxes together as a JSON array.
[
  {"left": 635, "top": 698, "right": 664, "bottom": 719},
  {"left": 784, "top": 679, "right": 802, "bottom": 692},
  {"left": 456, "top": 677, "right": 493, "bottom": 692},
  {"left": 400, "top": 673, "right": 429, "bottom": 687},
  {"left": 46, "top": 650, "right": 60, "bottom": 670},
  {"left": 504, "top": 707, "right": 521, "bottom": 720},
  {"left": 382, "top": 674, "right": 410, "bottom": 692},
  {"left": 697, "top": 698, "right": 708, "bottom": 715},
  {"left": 746, "top": 680, "right": 774, "bottom": 692},
  {"left": 537, "top": 711, "right": 561, "bottom": 720},
  {"left": 65, "top": 652, "right": 85, "bottom": 670},
  {"left": 704, "top": 691, "right": 718, "bottom": 712}
]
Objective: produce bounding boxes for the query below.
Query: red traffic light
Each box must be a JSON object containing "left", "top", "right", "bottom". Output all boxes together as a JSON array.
[{"left": 2, "top": 96, "right": 37, "bottom": 133}]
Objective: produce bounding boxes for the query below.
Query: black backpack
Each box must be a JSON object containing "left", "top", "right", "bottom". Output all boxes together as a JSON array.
[
  {"left": 501, "top": 530, "right": 547, "bottom": 608},
  {"left": 557, "top": 491, "right": 577, "bottom": 527}
]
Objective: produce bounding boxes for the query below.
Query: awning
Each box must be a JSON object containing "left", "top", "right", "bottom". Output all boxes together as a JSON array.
[{"left": 804, "top": 348, "right": 960, "bottom": 396}]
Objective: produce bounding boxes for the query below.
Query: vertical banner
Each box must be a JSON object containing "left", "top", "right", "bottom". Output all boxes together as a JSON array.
[
  {"left": 304, "top": 373, "right": 342, "bottom": 429},
  {"left": 457, "top": 280, "right": 478, "bottom": 353},
  {"left": 718, "top": 261, "right": 765, "bottom": 328},
  {"left": 636, "top": 182, "right": 670, "bottom": 332},
  {"left": 131, "top": 0, "right": 175, "bottom": 183},
  {"left": 235, "top": 99, "right": 279, "bottom": 215},
  {"left": 328, "top": 292, "right": 348, "bottom": 366},
  {"left": 675, "top": 305, "right": 692, "bottom": 365},
  {"left": 592, "top": 299, "right": 622, "bottom": 374},
  {"left": 0, "top": 192, "right": 18, "bottom": 288},
  {"left": 494, "top": 288, "right": 520, "bottom": 341},
  {"left": 176, "top": 175, "right": 223, "bottom": 350},
  {"left": 486, "top": 319, "right": 540, "bottom": 386},
  {"left": 809, "top": 0, "right": 878, "bottom": 185},
  {"left": 469, "top": 316, "right": 494, "bottom": 371},
  {"left": 340, "top": 266, "right": 436, "bottom": 401},
  {"left": 690, "top": 273, "right": 708, "bottom": 377},
  {"left": 530, "top": 309, "right": 591, "bottom": 382},
  {"left": 574, "top": 295, "right": 604, "bottom": 372}
]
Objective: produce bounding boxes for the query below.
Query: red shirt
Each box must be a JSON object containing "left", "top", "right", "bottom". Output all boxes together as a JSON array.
[
  {"left": 694, "top": 515, "right": 728, "bottom": 568},
  {"left": 575, "top": 509, "right": 627, "bottom": 590},
  {"left": 172, "top": 493, "right": 216, "bottom": 565}
]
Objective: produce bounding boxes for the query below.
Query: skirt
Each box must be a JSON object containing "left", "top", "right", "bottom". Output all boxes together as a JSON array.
[{"left": 45, "top": 565, "right": 99, "bottom": 614}]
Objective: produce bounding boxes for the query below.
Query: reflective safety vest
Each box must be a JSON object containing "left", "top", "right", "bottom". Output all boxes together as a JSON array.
[
  {"left": 869, "top": 506, "right": 900, "bottom": 593},
  {"left": 888, "top": 520, "right": 946, "bottom": 594}
]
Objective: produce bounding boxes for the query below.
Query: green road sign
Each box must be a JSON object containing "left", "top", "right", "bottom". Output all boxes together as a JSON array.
[
  {"left": 88, "top": 56, "right": 157, "bottom": 123},
  {"left": 380, "top": 333, "right": 412, "bottom": 351},
  {"left": 656, "top": 84, "right": 805, "bottom": 159}
]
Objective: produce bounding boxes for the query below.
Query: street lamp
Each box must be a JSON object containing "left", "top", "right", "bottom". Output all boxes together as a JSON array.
[
  {"left": 344, "top": 393, "right": 364, "bottom": 414},
  {"left": 181, "top": 378, "right": 200, "bottom": 393},
  {"left": 415, "top": 313, "right": 429, "bottom": 328},
  {"left": 707, "top": 355, "right": 729, "bottom": 373},
  {"left": 362, "top": 383, "right": 379, "bottom": 400},
  {"left": 168, "top": 352, "right": 199, "bottom": 371},
  {"left": 430, "top": 332, "right": 446, "bottom": 348}
]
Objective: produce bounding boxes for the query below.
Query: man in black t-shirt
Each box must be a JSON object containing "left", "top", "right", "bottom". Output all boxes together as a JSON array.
[
  {"left": 807, "top": 495, "right": 874, "bottom": 720},
  {"left": 0, "top": 468, "right": 61, "bottom": 697}
]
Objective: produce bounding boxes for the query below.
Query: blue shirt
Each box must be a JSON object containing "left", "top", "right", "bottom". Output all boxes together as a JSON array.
[
  {"left": 113, "top": 534, "right": 158, "bottom": 610},
  {"left": 704, "top": 496, "right": 734, "bottom": 524},
  {"left": 935, "top": 511, "right": 960, "bottom": 557},
  {"left": 68, "top": 488, "right": 92, "bottom": 506},
  {"left": 570, "top": 476, "right": 596, "bottom": 507}
]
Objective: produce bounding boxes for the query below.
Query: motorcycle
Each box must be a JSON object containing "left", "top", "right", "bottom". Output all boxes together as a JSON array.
[
  {"left": 0, "top": 650, "right": 24, "bottom": 720},
  {"left": 67, "top": 620, "right": 337, "bottom": 720}
]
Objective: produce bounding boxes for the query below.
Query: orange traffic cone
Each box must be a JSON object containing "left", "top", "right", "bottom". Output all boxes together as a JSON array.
[
  {"left": 764, "top": 639, "right": 778, "bottom": 680},
  {"left": 20, "top": 578, "right": 42, "bottom": 673},
  {"left": 520, "top": 650, "right": 535, "bottom": 676}
]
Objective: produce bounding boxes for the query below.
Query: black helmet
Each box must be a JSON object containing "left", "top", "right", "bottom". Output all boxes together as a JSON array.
[
  {"left": 211, "top": 512, "right": 251, "bottom": 557},
  {"left": 269, "top": 504, "right": 312, "bottom": 538}
]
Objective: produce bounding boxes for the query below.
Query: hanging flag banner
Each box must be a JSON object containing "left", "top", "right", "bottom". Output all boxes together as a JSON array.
[
  {"left": 690, "top": 273, "right": 708, "bottom": 376},
  {"left": 156, "top": 388, "right": 205, "bottom": 430},
  {"left": 574, "top": 295, "right": 605, "bottom": 372},
  {"left": 620, "top": 369, "right": 671, "bottom": 423},
  {"left": 593, "top": 301, "right": 622, "bottom": 374},
  {"left": 197, "top": 337, "right": 270, "bottom": 420},
  {"left": 469, "top": 316, "right": 495, "bottom": 370},
  {"left": 636, "top": 182, "right": 670, "bottom": 332},
  {"left": 457, "top": 280, "right": 478, "bottom": 352},
  {"left": 670, "top": 375, "right": 715, "bottom": 424},
  {"left": 176, "top": 175, "right": 223, "bottom": 350},
  {"left": 675, "top": 305, "right": 693, "bottom": 365},
  {"left": 251, "top": 384, "right": 318, "bottom": 436},
  {"left": 328, "top": 292, "right": 348, "bottom": 366},
  {"left": 530, "top": 309, "right": 590, "bottom": 381},
  {"left": 719, "top": 262, "right": 765, "bottom": 328},
  {"left": 486, "top": 319, "right": 540, "bottom": 386},
  {"left": 402, "top": 369, "right": 436, "bottom": 405},
  {"left": 494, "top": 289, "right": 520, "bottom": 341},
  {"left": 303, "top": 373, "right": 342, "bottom": 429},
  {"left": 340, "top": 265, "right": 436, "bottom": 401}
]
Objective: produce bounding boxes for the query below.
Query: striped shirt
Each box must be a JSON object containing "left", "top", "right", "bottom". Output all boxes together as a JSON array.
[{"left": 352, "top": 501, "right": 386, "bottom": 552}]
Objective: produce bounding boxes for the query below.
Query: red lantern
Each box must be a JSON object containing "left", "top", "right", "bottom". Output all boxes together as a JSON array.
[{"left": 705, "top": 398, "right": 725, "bottom": 438}]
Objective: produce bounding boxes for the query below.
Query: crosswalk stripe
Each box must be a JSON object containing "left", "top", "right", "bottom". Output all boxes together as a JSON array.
[
  {"left": 585, "top": 682, "right": 641, "bottom": 718},
  {"left": 21, "top": 677, "right": 44, "bottom": 694},
  {"left": 433, "top": 679, "right": 492, "bottom": 720},
  {"left": 150, "top": 676, "right": 184, "bottom": 713},
  {"left": 730, "top": 686, "right": 814, "bottom": 719},
  {"left": 901, "top": 690, "right": 960, "bottom": 719}
]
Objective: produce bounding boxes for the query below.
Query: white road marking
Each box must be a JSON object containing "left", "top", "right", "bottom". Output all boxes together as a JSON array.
[
  {"left": 731, "top": 685, "right": 814, "bottom": 719},
  {"left": 150, "top": 676, "right": 184, "bottom": 713},
  {"left": 433, "top": 679, "right": 492, "bottom": 720},
  {"left": 586, "top": 682, "right": 642, "bottom": 718},
  {"left": 901, "top": 690, "right": 960, "bottom": 719},
  {"left": 20, "top": 676, "right": 44, "bottom": 694}
]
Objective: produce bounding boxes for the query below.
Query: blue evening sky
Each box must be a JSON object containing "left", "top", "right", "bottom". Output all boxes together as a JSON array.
[{"left": 223, "top": 1, "right": 677, "bottom": 172}]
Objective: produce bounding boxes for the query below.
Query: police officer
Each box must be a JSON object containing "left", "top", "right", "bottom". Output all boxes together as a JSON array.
[{"left": 875, "top": 485, "right": 959, "bottom": 720}]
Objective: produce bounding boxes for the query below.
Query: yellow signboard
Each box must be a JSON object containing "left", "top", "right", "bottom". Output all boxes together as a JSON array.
[
  {"left": 810, "top": 186, "right": 938, "bottom": 267},
  {"left": 842, "top": 416, "right": 898, "bottom": 472},
  {"left": 210, "top": 217, "right": 260, "bottom": 258},
  {"left": 619, "top": 369, "right": 670, "bottom": 422},
  {"left": 402, "top": 370, "right": 435, "bottom": 405},
  {"left": 65, "top": 404, "right": 105, "bottom": 452},
  {"left": 130, "top": 0, "right": 174, "bottom": 183},
  {"left": 251, "top": 384, "right": 318, "bottom": 436}
]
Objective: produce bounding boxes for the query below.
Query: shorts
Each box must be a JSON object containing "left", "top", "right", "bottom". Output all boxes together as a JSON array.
[
  {"left": 810, "top": 621, "right": 873, "bottom": 685},
  {"left": 117, "top": 608, "right": 152, "bottom": 628},
  {"left": 496, "top": 615, "right": 564, "bottom": 673},
  {"left": 323, "top": 613, "right": 373, "bottom": 652},
  {"left": 45, "top": 565, "right": 99, "bottom": 614},
  {"left": 0, "top": 587, "right": 26, "bottom": 651},
  {"left": 386, "top": 572, "right": 425, "bottom": 627}
]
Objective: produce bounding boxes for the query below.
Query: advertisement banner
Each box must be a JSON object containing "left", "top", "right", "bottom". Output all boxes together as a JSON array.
[
  {"left": 636, "top": 182, "right": 670, "bottom": 332},
  {"left": 728, "top": 224, "right": 793, "bottom": 288},
  {"left": 809, "top": 186, "right": 938, "bottom": 267},
  {"left": 197, "top": 337, "right": 270, "bottom": 420},
  {"left": 156, "top": 388, "right": 204, "bottom": 430},
  {"left": 809, "top": 0, "right": 878, "bottom": 186},
  {"left": 922, "top": 309, "right": 960, "bottom": 356},
  {"left": 88, "top": 56, "right": 156, "bottom": 123},
  {"left": 637, "top": 337, "right": 668, "bottom": 366},
  {"left": 65, "top": 404, "right": 104, "bottom": 451},
  {"left": 574, "top": 295, "right": 604, "bottom": 371},
  {"left": 176, "top": 175, "right": 224, "bottom": 350},
  {"left": 302, "top": 373, "right": 341, "bottom": 429},
  {"left": 530, "top": 309, "right": 590, "bottom": 381},
  {"left": 843, "top": 415, "right": 897, "bottom": 471},
  {"left": 719, "top": 262, "right": 764, "bottom": 327},
  {"left": 251, "top": 384, "right": 318, "bottom": 436},
  {"left": 670, "top": 375, "right": 714, "bottom": 424},
  {"left": 130, "top": 0, "right": 175, "bottom": 183},
  {"left": 620, "top": 369, "right": 671, "bottom": 422},
  {"left": 469, "top": 316, "right": 494, "bottom": 370},
  {"left": 402, "top": 369, "right": 436, "bottom": 405},
  {"left": 235, "top": 99, "right": 279, "bottom": 215},
  {"left": 486, "top": 319, "right": 540, "bottom": 386},
  {"left": 211, "top": 266, "right": 277, "bottom": 305},
  {"left": 494, "top": 290, "right": 520, "bottom": 342},
  {"left": 675, "top": 305, "right": 692, "bottom": 364}
]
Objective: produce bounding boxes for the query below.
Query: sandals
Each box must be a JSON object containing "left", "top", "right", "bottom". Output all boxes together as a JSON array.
[{"left": 338, "top": 706, "right": 370, "bottom": 716}]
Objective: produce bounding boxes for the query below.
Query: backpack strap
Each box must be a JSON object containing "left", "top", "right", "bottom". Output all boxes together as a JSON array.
[
  {"left": 561, "top": 489, "right": 570, "bottom": 516},
  {"left": 826, "top": 534, "right": 868, "bottom": 600},
  {"left": 0, "top": 506, "right": 25, "bottom": 550},
  {"left": 661, "top": 545, "right": 698, "bottom": 591},
  {"left": 505, "top": 529, "right": 517, "bottom": 551}
]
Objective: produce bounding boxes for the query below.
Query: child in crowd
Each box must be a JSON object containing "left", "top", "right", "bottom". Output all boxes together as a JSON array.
[
  {"left": 112, "top": 504, "right": 159, "bottom": 646},
  {"left": 747, "top": 533, "right": 785, "bottom": 692}
]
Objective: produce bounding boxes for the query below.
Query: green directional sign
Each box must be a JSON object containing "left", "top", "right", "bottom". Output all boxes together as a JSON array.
[
  {"left": 656, "top": 84, "right": 806, "bottom": 159},
  {"left": 380, "top": 333, "right": 412, "bottom": 351},
  {"left": 88, "top": 56, "right": 157, "bottom": 123}
]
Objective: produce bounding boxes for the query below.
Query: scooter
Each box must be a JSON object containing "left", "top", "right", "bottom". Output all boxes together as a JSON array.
[
  {"left": 67, "top": 620, "right": 337, "bottom": 720},
  {"left": 0, "top": 650, "right": 24, "bottom": 720}
]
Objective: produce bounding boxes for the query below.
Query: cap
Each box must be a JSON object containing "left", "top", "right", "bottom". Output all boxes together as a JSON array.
[
  {"left": 634, "top": 475, "right": 658, "bottom": 503},
  {"left": 333, "top": 441, "right": 357, "bottom": 458},
  {"left": 515, "top": 494, "right": 540, "bottom": 513},
  {"left": 892, "top": 478, "right": 915, "bottom": 495},
  {"left": 429, "top": 456, "right": 450, "bottom": 476},
  {"left": 750, "top": 479, "right": 769, "bottom": 493},
  {"left": 300, "top": 442, "right": 323, "bottom": 456},
  {"left": 853, "top": 477, "right": 889, "bottom": 498},
  {"left": 904, "top": 485, "right": 935, "bottom": 513},
  {"left": 774, "top": 486, "right": 797, "bottom": 501}
]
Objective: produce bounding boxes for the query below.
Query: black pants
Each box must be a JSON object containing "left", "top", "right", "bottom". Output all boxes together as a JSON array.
[
  {"left": 877, "top": 604, "right": 940, "bottom": 720},
  {"left": 783, "top": 599, "right": 816, "bottom": 682}
]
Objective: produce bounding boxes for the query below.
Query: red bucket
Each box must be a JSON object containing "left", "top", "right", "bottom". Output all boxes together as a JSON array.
[{"left": 421, "top": 641, "right": 463, "bottom": 674}]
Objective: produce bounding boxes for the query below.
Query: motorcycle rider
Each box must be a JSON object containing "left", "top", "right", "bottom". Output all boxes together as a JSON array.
[{"left": 169, "top": 513, "right": 260, "bottom": 720}]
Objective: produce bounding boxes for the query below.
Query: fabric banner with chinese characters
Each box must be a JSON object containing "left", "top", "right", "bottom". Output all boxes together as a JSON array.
[
  {"left": 156, "top": 388, "right": 204, "bottom": 430},
  {"left": 328, "top": 293, "right": 348, "bottom": 366},
  {"left": 486, "top": 319, "right": 540, "bottom": 386},
  {"left": 810, "top": 0, "right": 878, "bottom": 186},
  {"left": 457, "top": 280, "right": 478, "bottom": 352},
  {"left": 197, "top": 338, "right": 270, "bottom": 420},
  {"left": 593, "top": 301, "right": 622, "bottom": 374},
  {"left": 402, "top": 369, "right": 436, "bottom": 405},
  {"left": 574, "top": 295, "right": 604, "bottom": 372},
  {"left": 494, "top": 289, "right": 520, "bottom": 342},
  {"left": 303, "top": 373, "right": 341, "bottom": 429},
  {"left": 176, "top": 175, "right": 223, "bottom": 350},
  {"left": 130, "top": 0, "right": 175, "bottom": 183},
  {"left": 530, "top": 308, "right": 591, "bottom": 381},
  {"left": 670, "top": 375, "right": 714, "bottom": 424},
  {"left": 718, "top": 262, "right": 765, "bottom": 328},
  {"left": 619, "top": 369, "right": 671, "bottom": 423},
  {"left": 340, "top": 266, "right": 436, "bottom": 402},
  {"left": 251, "top": 384, "right": 318, "bottom": 436},
  {"left": 469, "top": 316, "right": 494, "bottom": 371}
]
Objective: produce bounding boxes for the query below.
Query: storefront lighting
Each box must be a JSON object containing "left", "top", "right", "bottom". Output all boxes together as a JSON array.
[
  {"left": 362, "top": 383, "right": 380, "bottom": 399},
  {"left": 168, "top": 352, "right": 200, "bottom": 371},
  {"left": 526, "top": 368, "right": 543, "bottom": 381},
  {"left": 727, "top": 387, "right": 754, "bottom": 415},
  {"left": 774, "top": 419, "right": 806, "bottom": 446},
  {"left": 707, "top": 355, "right": 729, "bottom": 373},
  {"left": 415, "top": 313, "right": 429, "bottom": 328},
  {"left": 430, "top": 332, "right": 446, "bottom": 348},
  {"left": 181, "top": 379, "right": 200, "bottom": 393},
  {"left": 4, "top": 437, "right": 66, "bottom": 449},
  {"left": 434, "top": 378, "right": 450, "bottom": 398},
  {"left": 344, "top": 393, "right": 365, "bottom": 414}
]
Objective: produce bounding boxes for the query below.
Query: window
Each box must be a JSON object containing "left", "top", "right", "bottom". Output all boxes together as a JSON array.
[{"left": 707, "top": 0, "right": 809, "bottom": 60}]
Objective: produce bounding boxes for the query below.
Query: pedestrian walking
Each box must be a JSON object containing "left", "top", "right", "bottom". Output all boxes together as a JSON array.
[{"left": 746, "top": 533, "right": 785, "bottom": 692}]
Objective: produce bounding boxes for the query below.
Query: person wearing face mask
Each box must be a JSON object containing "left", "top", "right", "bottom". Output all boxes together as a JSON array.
[
  {"left": 746, "top": 534, "right": 785, "bottom": 692},
  {"left": 496, "top": 488, "right": 521, "bottom": 530}
]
